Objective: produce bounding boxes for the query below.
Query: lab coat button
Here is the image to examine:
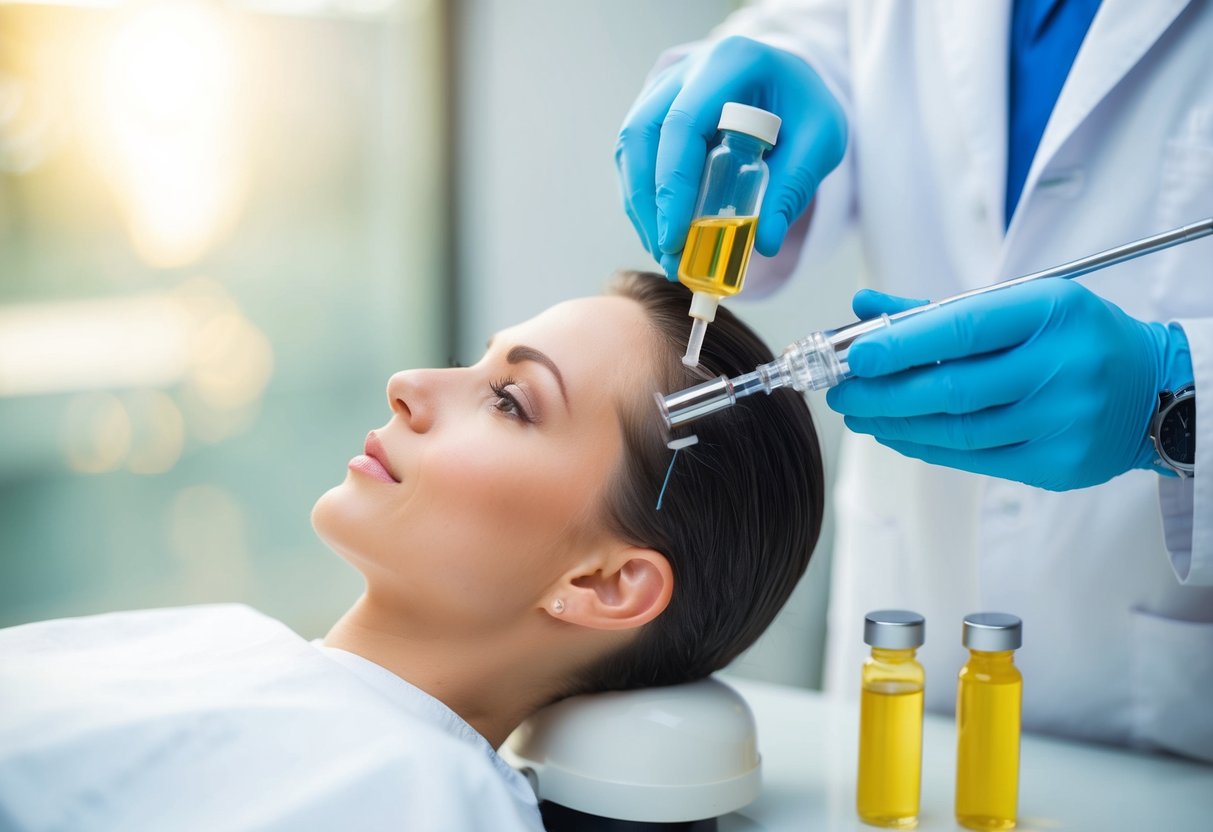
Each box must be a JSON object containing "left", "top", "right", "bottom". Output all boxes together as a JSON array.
[
  {"left": 1000, "top": 499, "right": 1022, "bottom": 516},
  {"left": 971, "top": 199, "right": 986, "bottom": 221}
]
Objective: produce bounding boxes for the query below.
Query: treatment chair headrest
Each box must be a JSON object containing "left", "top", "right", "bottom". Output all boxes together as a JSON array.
[{"left": 501, "top": 677, "right": 761, "bottom": 825}]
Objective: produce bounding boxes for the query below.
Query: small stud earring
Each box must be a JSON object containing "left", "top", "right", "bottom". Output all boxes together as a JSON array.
[{"left": 552, "top": 599, "right": 565, "bottom": 614}]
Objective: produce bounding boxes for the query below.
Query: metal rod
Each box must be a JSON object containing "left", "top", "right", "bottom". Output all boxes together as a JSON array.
[
  {"left": 658, "top": 217, "right": 1213, "bottom": 430},
  {"left": 945, "top": 218, "right": 1213, "bottom": 304}
]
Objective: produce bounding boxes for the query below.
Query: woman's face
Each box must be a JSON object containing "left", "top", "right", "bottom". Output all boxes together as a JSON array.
[{"left": 312, "top": 295, "right": 658, "bottom": 633}]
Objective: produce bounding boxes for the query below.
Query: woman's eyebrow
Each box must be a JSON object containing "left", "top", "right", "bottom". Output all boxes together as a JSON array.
[{"left": 487, "top": 338, "right": 569, "bottom": 410}]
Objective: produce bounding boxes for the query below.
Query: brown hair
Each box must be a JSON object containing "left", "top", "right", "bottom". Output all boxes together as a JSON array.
[{"left": 573, "top": 271, "right": 824, "bottom": 693}]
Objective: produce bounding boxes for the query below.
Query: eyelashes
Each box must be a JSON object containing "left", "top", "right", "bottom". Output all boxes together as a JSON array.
[
  {"left": 489, "top": 376, "right": 535, "bottom": 424},
  {"left": 448, "top": 359, "right": 536, "bottom": 424}
]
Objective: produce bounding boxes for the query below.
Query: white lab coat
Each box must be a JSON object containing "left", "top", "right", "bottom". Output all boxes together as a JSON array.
[
  {"left": 0, "top": 604, "right": 543, "bottom": 831},
  {"left": 706, "top": 0, "right": 1213, "bottom": 760}
]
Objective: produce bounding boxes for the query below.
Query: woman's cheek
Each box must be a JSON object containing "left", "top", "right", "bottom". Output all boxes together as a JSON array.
[{"left": 433, "top": 446, "right": 590, "bottom": 547}]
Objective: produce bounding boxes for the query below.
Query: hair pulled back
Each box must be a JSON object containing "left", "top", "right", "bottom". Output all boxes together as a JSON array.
[{"left": 573, "top": 271, "right": 824, "bottom": 693}]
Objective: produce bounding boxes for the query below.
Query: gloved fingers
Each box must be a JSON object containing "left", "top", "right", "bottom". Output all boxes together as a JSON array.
[
  {"left": 845, "top": 279, "right": 1064, "bottom": 378},
  {"left": 826, "top": 346, "right": 1048, "bottom": 417},
  {"left": 843, "top": 400, "right": 1052, "bottom": 451},
  {"left": 623, "top": 204, "right": 654, "bottom": 259},
  {"left": 654, "top": 104, "right": 711, "bottom": 256},
  {"left": 634, "top": 56, "right": 689, "bottom": 100},
  {"left": 851, "top": 288, "right": 930, "bottom": 320},
  {"left": 659, "top": 251, "right": 681, "bottom": 281},
  {"left": 872, "top": 437, "right": 1017, "bottom": 478},
  {"left": 615, "top": 63, "right": 687, "bottom": 258},
  {"left": 653, "top": 65, "right": 738, "bottom": 255},
  {"left": 868, "top": 436, "right": 1028, "bottom": 482},
  {"left": 755, "top": 84, "right": 847, "bottom": 257},
  {"left": 654, "top": 36, "right": 781, "bottom": 255},
  {"left": 875, "top": 436, "right": 1085, "bottom": 490}
]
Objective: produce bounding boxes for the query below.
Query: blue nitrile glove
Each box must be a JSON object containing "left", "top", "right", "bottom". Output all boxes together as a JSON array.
[
  {"left": 615, "top": 36, "right": 847, "bottom": 278},
  {"left": 826, "top": 282, "right": 1194, "bottom": 491}
]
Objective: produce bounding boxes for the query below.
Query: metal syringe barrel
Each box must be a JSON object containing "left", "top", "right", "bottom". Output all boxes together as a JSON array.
[
  {"left": 659, "top": 365, "right": 783, "bottom": 429},
  {"left": 657, "top": 378, "right": 736, "bottom": 429}
]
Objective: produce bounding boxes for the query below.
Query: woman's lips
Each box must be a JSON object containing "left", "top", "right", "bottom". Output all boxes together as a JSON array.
[
  {"left": 350, "top": 431, "right": 400, "bottom": 484},
  {"left": 348, "top": 454, "right": 396, "bottom": 484}
]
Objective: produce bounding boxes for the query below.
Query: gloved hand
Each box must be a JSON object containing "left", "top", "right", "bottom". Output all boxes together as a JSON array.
[
  {"left": 615, "top": 36, "right": 847, "bottom": 277},
  {"left": 826, "top": 281, "right": 1194, "bottom": 490}
]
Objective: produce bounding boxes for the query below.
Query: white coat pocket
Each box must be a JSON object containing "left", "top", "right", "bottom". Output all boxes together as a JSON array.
[{"left": 1130, "top": 607, "right": 1213, "bottom": 762}]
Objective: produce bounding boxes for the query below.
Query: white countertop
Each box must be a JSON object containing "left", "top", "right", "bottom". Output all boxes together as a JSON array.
[{"left": 720, "top": 677, "right": 1213, "bottom": 831}]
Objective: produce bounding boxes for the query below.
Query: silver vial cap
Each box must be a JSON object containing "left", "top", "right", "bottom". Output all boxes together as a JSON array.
[
  {"left": 863, "top": 610, "right": 925, "bottom": 649},
  {"left": 962, "top": 612, "right": 1023, "bottom": 651}
]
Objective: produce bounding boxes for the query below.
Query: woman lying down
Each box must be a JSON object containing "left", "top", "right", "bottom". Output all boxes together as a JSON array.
[{"left": 0, "top": 272, "right": 824, "bottom": 831}]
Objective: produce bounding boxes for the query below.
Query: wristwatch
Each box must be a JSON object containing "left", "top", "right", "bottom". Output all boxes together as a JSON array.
[{"left": 1150, "top": 384, "right": 1196, "bottom": 476}]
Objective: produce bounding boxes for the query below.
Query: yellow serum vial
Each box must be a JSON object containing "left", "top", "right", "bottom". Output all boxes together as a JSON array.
[
  {"left": 955, "top": 612, "right": 1023, "bottom": 831},
  {"left": 679, "top": 214, "right": 758, "bottom": 297},
  {"left": 678, "top": 102, "right": 780, "bottom": 366},
  {"left": 857, "top": 610, "right": 926, "bottom": 830}
]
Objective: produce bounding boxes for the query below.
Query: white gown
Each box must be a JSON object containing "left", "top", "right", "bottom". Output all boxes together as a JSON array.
[
  {"left": 679, "top": 0, "right": 1213, "bottom": 761},
  {"left": 0, "top": 604, "right": 543, "bottom": 832}
]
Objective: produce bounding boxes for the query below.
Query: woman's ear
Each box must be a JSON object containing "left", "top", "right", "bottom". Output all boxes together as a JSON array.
[{"left": 549, "top": 547, "right": 673, "bottom": 631}]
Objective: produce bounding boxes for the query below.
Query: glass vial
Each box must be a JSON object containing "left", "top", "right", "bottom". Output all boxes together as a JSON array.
[
  {"left": 955, "top": 613, "right": 1023, "bottom": 831},
  {"left": 857, "top": 609, "right": 925, "bottom": 829},
  {"left": 679, "top": 102, "right": 780, "bottom": 366}
]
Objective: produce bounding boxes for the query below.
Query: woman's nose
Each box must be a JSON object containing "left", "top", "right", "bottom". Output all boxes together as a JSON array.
[{"left": 387, "top": 369, "right": 439, "bottom": 433}]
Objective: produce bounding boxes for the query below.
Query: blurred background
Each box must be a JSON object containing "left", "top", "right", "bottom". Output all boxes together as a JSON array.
[{"left": 0, "top": 0, "right": 861, "bottom": 689}]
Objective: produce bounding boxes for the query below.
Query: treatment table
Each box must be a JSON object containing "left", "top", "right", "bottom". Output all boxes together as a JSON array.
[{"left": 720, "top": 677, "right": 1213, "bottom": 831}]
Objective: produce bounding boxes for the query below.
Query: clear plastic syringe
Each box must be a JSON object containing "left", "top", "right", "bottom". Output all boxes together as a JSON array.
[{"left": 659, "top": 218, "right": 1213, "bottom": 429}]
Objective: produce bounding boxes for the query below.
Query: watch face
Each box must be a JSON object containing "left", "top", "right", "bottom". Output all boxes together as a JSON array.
[{"left": 1159, "top": 397, "right": 1196, "bottom": 467}]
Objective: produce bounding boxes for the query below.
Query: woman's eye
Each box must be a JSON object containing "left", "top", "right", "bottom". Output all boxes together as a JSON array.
[{"left": 489, "top": 378, "right": 533, "bottom": 423}]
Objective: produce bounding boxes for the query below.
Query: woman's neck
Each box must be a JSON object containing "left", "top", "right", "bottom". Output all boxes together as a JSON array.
[{"left": 322, "top": 592, "right": 575, "bottom": 748}]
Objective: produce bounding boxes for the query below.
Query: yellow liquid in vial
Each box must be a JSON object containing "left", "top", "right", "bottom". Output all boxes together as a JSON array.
[
  {"left": 857, "top": 682, "right": 924, "bottom": 829},
  {"left": 678, "top": 215, "right": 758, "bottom": 296},
  {"left": 955, "top": 655, "right": 1022, "bottom": 830}
]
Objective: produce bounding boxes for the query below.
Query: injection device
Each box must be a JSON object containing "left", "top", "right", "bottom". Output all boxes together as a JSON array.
[{"left": 659, "top": 218, "right": 1213, "bottom": 429}]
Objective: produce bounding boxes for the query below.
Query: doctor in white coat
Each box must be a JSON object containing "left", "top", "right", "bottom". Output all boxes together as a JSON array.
[{"left": 617, "top": 0, "right": 1212, "bottom": 761}]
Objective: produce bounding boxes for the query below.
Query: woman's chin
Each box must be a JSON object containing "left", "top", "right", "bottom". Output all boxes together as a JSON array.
[
  {"left": 310, "top": 480, "right": 394, "bottom": 570},
  {"left": 311, "top": 481, "right": 355, "bottom": 550}
]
